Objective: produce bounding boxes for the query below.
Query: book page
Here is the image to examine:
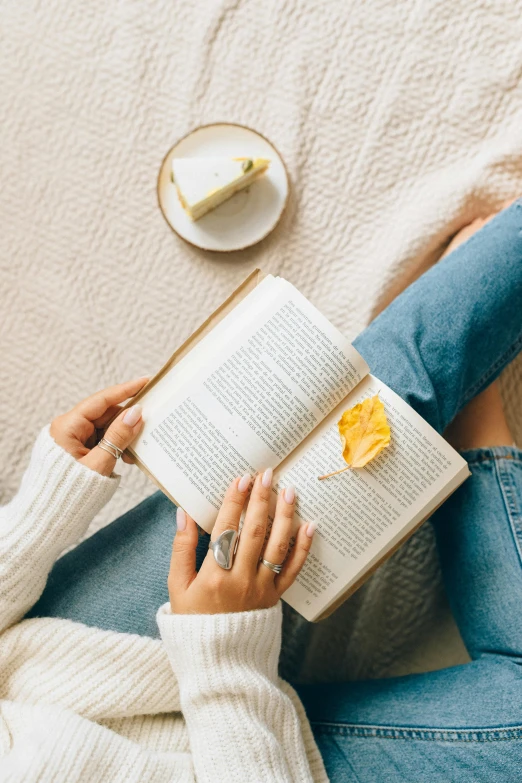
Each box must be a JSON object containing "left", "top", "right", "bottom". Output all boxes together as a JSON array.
[
  {"left": 131, "top": 277, "right": 369, "bottom": 531},
  {"left": 276, "top": 375, "right": 470, "bottom": 621},
  {"left": 136, "top": 275, "right": 277, "bottom": 420}
]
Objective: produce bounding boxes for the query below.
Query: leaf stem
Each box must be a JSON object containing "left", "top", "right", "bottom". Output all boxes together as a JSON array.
[{"left": 318, "top": 465, "right": 352, "bottom": 481}]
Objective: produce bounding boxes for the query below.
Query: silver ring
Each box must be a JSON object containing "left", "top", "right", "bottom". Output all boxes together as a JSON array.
[
  {"left": 208, "top": 529, "right": 239, "bottom": 570},
  {"left": 260, "top": 558, "right": 284, "bottom": 574},
  {"left": 97, "top": 438, "right": 123, "bottom": 460}
]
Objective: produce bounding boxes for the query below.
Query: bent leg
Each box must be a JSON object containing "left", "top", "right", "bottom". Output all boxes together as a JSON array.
[
  {"left": 354, "top": 199, "right": 522, "bottom": 433},
  {"left": 296, "top": 446, "right": 522, "bottom": 782},
  {"left": 435, "top": 447, "right": 522, "bottom": 660}
]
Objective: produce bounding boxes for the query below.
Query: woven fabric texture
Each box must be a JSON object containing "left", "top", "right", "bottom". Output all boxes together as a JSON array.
[{"left": 1, "top": 0, "right": 521, "bottom": 680}]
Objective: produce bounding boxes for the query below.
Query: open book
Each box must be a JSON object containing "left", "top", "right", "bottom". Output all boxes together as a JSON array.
[{"left": 128, "top": 270, "right": 470, "bottom": 621}]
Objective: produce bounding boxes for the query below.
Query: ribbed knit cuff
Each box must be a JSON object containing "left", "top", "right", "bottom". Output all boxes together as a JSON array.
[
  {"left": 157, "top": 602, "right": 283, "bottom": 684},
  {"left": 13, "top": 425, "right": 120, "bottom": 548}
]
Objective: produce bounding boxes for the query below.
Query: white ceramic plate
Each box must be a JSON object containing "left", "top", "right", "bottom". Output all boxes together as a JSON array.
[{"left": 157, "top": 123, "right": 289, "bottom": 252}]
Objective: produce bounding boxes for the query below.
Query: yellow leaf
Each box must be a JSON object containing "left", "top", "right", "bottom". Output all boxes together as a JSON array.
[{"left": 318, "top": 395, "right": 391, "bottom": 480}]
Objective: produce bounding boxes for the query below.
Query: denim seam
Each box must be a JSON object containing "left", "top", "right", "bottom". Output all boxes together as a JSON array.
[
  {"left": 311, "top": 722, "right": 522, "bottom": 742},
  {"left": 467, "top": 454, "right": 521, "bottom": 466},
  {"left": 495, "top": 457, "right": 522, "bottom": 568},
  {"left": 459, "top": 331, "right": 522, "bottom": 410}
]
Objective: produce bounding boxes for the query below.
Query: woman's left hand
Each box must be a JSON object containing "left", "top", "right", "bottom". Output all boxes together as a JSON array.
[{"left": 50, "top": 376, "right": 149, "bottom": 476}]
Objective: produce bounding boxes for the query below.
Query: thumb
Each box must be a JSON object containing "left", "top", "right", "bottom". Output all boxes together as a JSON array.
[
  {"left": 169, "top": 509, "right": 198, "bottom": 595},
  {"left": 80, "top": 403, "right": 143, "bottom": 476}
]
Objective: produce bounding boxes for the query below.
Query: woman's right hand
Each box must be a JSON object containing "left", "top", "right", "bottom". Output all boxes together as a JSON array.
[{"left": 168, "top": 470, "right": 316, "bottom": 615}]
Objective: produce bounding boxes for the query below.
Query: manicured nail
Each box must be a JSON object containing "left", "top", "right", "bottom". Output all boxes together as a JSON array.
[
  {"left": 238, "top": 473, "right": 251, "bottom": 493},
  {"left": 284, "top": 485, "right": 295, "bottom": 504},
  {"left": 306, "top": 522, "right": 316, "bottom": 538},
  {"left": 123, "top": 403, "right": 142, "bottom": 426},
  {"left": 262, "top": 467, "right": 273, "bottom": 488},
  {"left": 176, "top": 507, "right": 187, "bottom": 531}
]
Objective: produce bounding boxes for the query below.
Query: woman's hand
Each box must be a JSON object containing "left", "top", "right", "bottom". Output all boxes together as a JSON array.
[
  {"left": 50, "top": 376, "right": 149, "bottom": 477},
  {"left": 168, "top": 469, "right": 316, "bottom": 614}
]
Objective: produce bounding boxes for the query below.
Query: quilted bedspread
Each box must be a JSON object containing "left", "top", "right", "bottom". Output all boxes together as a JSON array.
[{"left": 1, "top": 0, "right": 522, "bottom": 682}]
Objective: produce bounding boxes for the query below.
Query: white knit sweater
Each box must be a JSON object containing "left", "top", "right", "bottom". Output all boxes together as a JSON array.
[{"left": 0, "top": 427, "right": 329, "bottom": 782}]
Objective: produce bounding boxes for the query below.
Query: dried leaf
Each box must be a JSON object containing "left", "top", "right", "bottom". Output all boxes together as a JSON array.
[{"left": 318, "top": 395, "right": 391, "bottom": 480}]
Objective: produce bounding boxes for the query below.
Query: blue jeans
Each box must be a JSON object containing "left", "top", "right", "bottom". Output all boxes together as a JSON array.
[{"left": 29, "top": 201, "right": 522, "bottom": 781}]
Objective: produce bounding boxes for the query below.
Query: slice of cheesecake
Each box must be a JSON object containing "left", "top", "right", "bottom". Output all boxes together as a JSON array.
[{"left": 171, "top": 156, "right": 270, "bottom": 221}]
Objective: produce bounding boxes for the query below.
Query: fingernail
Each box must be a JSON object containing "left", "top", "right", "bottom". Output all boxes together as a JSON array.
[
  {"left": 261, "top": 467, "right": 273, "bottom": 488},
  {"left": 305, "top": 522, "right": 316, "bottom": 538},
  {"left": 284, "top": 485, "right": 295, "bottom": 504},
  {"left": 176, "top": 507, "right": 187, "bottom": 531},
  {"left": 123, "top": 404, "right": 142, "bottom": 426},
  {"left": 238, "top": 473, "right": 251, "bottom": 493}
]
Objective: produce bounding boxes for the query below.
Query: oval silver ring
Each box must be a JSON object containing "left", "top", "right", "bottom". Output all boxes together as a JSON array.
[{"left": 208, "top": 529, "right": 239, "bottom": 570}]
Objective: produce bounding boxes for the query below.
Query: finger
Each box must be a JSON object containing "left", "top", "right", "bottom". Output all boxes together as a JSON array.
[
  {"left": 94, "top": 404, "right": 135, "bottom": 463},
  {"left": 209, "top": 474, "right": 252, "bottom": 543},
  {"left": 76, "top": 376, "right": 150, "bottom": 421},
  {"left": 92, "top": 404, "right": 123, "bottom": 430},
  {"left": 259, "top": 484, "right": 295, "bottom": 578},
  {"left": 235, "top": 468, "right": 273, "bottom": 571},
  {"left": 168, "top": 508, "right": 199, "bottom": 594},
  {"left": 275, "top": 521, "right": 315, "bottom": 595},
  {"left": 80, "top": 403, "right": 143, "bottom": 476}
]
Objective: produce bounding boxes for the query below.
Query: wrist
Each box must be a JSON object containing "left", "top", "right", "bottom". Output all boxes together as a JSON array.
[{"left": 157, "top": 601, "right": 283, "bottom": 684}]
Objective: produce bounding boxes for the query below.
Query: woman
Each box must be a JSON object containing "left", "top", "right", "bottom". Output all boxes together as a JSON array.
[{"left": 1, "top": 200, "right": 521, "bottom": 782}]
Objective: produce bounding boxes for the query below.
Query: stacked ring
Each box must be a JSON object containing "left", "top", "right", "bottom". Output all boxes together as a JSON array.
[
  {"left": 260, "top": 558, "right": 284, "bottom": 574},
  {"left": 97, "top": 438, "right": 123, "bottom": 460}
]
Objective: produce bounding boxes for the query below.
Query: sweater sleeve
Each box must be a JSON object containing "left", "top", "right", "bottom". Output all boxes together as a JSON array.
[
  {"left": 0, "top": 425, "right": 119, "bottom": 632},
  {"left": 157, "top": 601, "right": 329, "bottom": 783}
]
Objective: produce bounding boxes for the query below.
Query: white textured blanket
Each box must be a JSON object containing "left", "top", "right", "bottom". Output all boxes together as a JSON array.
[{"left": 1, "top": 0, "right": 521, "bottom": 682}]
